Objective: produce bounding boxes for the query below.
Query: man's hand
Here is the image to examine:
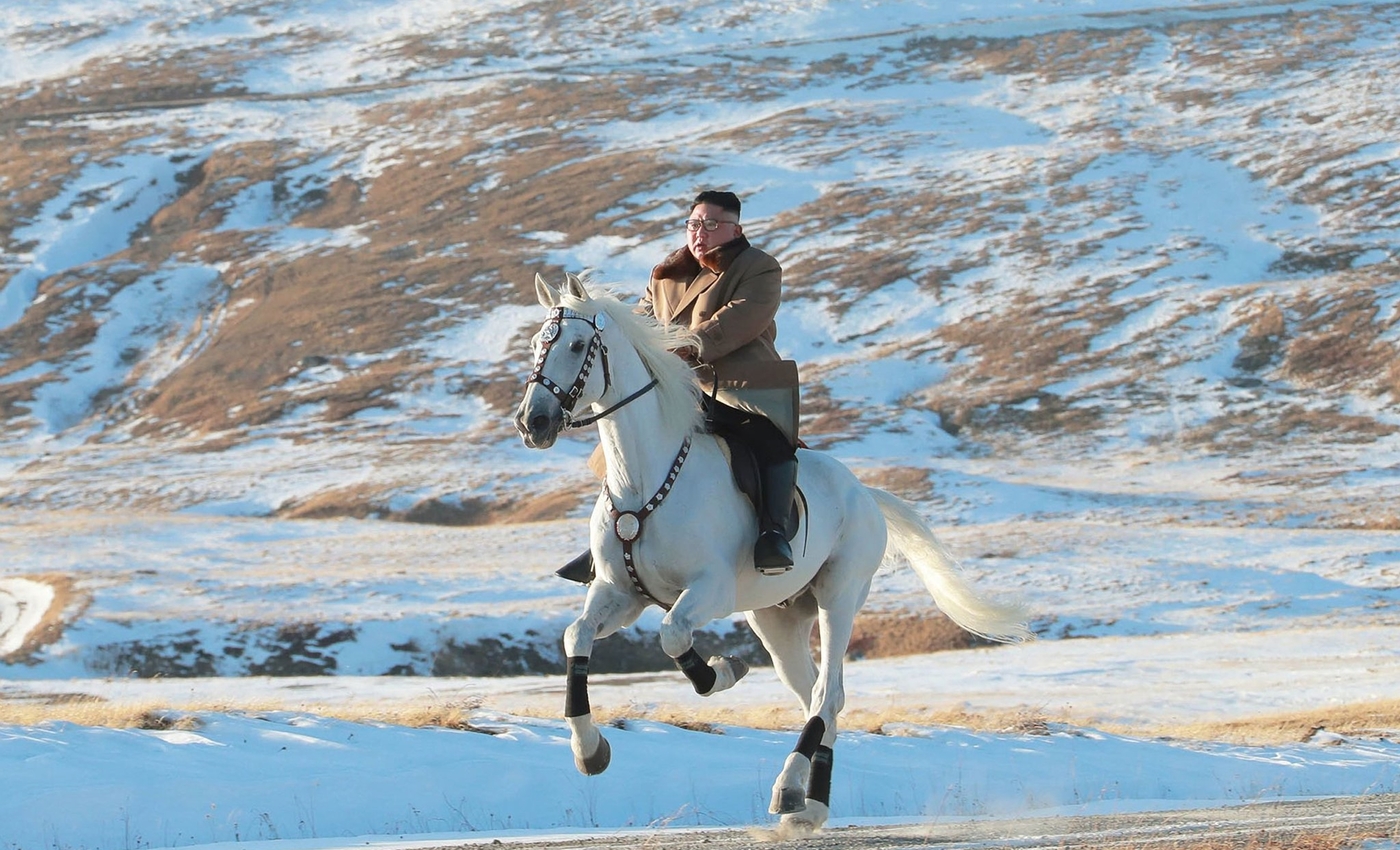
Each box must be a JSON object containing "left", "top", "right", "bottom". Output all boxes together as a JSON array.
[{"left": 674, "top": 345, "right": 701, "bottom": 364}]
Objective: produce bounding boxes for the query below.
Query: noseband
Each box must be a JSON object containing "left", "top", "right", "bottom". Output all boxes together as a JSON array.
[{"left": 526, "top": 306, "right": 658, "bottom": 429}]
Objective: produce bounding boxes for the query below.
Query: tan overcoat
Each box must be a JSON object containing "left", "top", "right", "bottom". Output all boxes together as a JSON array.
[{"left": 642, "top": 236, "right": 800, "bottom": 445}]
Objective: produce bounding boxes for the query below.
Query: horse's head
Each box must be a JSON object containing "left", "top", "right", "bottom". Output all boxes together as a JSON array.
[{"left": 514, "top": 272, "right": 610, "bottom": 449}]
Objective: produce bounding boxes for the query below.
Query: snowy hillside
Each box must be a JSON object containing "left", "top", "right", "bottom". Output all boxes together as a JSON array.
[
  {"left": 4, "top": 0, "right": 1400, "bottom": 680},
  {"left": 2, "top": 0, "right": 1397, "bottom": 524}
]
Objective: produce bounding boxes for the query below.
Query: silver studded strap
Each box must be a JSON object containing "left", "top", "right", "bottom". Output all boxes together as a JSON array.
[{"left": 605, "top": 437, "right": 692, "bottom": 611}]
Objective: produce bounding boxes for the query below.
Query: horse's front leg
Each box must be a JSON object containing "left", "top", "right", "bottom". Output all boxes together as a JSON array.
[
  {"left": 562, "top": 581, "right": 645, "bottom": 775},
  {"left": 660, "top": 575, "right": 749, "bottom": 697}
]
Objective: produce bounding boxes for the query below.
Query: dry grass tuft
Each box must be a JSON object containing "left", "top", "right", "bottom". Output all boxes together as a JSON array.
[
  {"left": 138, "top": 710, "right": 204, "bottom": 731},
  {"left": 1103, "top": 699, "right": 1400, "bottom": 746},
  {"left": 1330, "top": 512, "right": 1400, "bottom": 531},
  {"left": 371, "top": 698, "right": 500, "bottom": 733},
  {"left": 274, "top": 485, "right": 590, "bottom": 525},
  {"left": 0, "top": 699, "right": 223, "bottom": 729},
  {"left": 0, "top": 695, "right": 498, "bottom": 732},
  {"left": 9, "top": 694, "right": 1400, "bottom": 755},
  {"left": 849, "top": 705, "right": 1065, "bottom": 736},
  {"left": 594, "top": 703, "right": 804, "bottom": 733},
  {"left": 596, "top": 698, "right": 1400, "bottom": 747},
  {"left": 587, "top": 703, "right": 1072, "bottom": 738}
]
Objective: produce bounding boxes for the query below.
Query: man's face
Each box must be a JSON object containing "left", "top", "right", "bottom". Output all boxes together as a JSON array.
[{"left": 686, "top": 202, "right": 742, "bottom": 261}]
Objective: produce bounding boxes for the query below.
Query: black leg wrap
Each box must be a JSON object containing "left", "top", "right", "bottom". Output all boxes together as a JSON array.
[
  {"left": 675, "top": 648, "right": 717, "bottom": 695},
  {"left": 795, "top": 716, "right": 826, "bottom": 759},
  {"left": 564, "top": 656, "right": 590, "bottom": 718},
  {"left": 808, "top": 745, "right": 834, "bottom": 805}
]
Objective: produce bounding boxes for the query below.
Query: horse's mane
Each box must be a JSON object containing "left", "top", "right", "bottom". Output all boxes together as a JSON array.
[{"left": 560, "top": 279, "right": 705, "bottom": 440}]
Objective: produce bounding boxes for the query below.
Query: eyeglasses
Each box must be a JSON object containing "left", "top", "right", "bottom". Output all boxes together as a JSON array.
[{"left": 683, "top": 217, "right": 738, "bottom": 232}]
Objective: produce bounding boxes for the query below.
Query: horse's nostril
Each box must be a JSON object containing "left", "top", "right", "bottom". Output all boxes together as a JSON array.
[{"left": 530, "top": 414, "right": 551, "bottom": 433}]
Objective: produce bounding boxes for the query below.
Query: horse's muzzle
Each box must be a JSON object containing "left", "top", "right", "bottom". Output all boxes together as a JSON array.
[{"left": 514, "top": 393, "right": 563, "bottom": 449}]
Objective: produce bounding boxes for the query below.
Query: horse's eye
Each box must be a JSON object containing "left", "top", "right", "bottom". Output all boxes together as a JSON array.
[{"left": 569, "top": 339, "right": 586, "bottom": 354}]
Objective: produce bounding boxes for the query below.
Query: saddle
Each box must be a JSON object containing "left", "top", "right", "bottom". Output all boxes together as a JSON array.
[{"left": 714, "top": 431, "right": 802, "bottom": 542}]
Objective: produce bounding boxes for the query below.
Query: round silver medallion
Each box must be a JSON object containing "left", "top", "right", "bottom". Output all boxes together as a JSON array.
[
  {"left": 614, "top": 511, "right": 641, "bottom": 542},
  {"left": 541, "top": 321, "right": 560, "bottom": 343}
]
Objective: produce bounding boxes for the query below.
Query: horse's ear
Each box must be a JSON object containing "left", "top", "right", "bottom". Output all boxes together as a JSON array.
[
  {"left": 563, "top": 272, "right": 590, "bottom": 303},
  {"left": 535, "top": 273, "right": 560, "bottom": 308}
]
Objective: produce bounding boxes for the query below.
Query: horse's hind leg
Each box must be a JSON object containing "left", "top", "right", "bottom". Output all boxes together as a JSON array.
[
  {"left": 769, "top": 579, "right": 872, "bottom": 833},
  {"left": 562, "top": 582, "right": 646, "bottom": 775},
  {"left": 748, "top": 599, "right": 827, "bottom": 822},
  {"left": 749, "top": 594, "right": 820, "bottom": 712}
]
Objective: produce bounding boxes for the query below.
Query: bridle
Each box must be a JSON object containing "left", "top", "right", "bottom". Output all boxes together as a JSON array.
[{"left": 525, "top": 306, "right": 657, "bottom": 430}]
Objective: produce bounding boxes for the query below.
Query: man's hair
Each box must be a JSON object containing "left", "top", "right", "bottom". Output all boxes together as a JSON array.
[{"left": 691, "top": 190, "right": 741, "bottom": 219}]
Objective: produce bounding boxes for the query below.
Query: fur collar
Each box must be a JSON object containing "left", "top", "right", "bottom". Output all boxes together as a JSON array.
[{"left": 652, "top": 235, "right": 751, "bottom": 280}]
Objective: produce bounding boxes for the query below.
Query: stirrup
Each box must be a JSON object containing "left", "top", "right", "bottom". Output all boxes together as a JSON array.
[
  {"left": 754, "top": 531, "right": 793, "bottom": 575},
  {"left": 555, "top": 550, "right": 594, "bottom": 584}
]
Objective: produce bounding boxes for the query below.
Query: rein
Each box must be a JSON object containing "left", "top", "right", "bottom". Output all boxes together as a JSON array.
[{"left": 566, "top": 378, "right": 657, "bottom": 430}]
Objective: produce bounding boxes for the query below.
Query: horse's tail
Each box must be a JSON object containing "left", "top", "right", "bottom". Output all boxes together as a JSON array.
[{"left": 867, "top": 487, "right": 1034, "bottom": 644}]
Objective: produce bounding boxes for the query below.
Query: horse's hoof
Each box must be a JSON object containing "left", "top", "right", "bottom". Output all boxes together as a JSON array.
[
  {"left": 728, "top": 656, "right": 750, "bottom": 683},
  {"left": 701, "top": 655, "right": 750, "bottom": 695},
  {"left": 779, "top": 800, "right": 829, "bottom": 834},
  {"left": 770, "top": 785, "right": 807, "bottom": 815},
  {"left": 574, "top": 734, "right": 611, "bottom": 776}
]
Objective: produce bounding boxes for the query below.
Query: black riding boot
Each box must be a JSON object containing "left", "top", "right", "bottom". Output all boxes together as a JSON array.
[
  {"left": 753, "top": 456, "right": 798, "bottom": 575},
  {"left": 555, "top": 549, "right": 594, "bottom": 584}
]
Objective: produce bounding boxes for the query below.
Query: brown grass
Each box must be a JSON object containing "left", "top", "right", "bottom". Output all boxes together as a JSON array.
[
  {"left": 0, "top": 699, "right": 212, "bottom": 729},
  {"left": 273, "top": 485, "right": 589, "bottom": 524},
  {"left": 1, "top": 699, "right": 1050, "bottom": 738},
  {"left": 1282, "top": 288, "right": 1394, "bottom": 391},
  {"left": 0, "top": 695, "right": 496, "bottom": 733},
  {"left": 1180, "top": 405, "right": 1398, "bottom": 452},
  {"left": 1102, "top": 699, "right": 1400, "bottom": 746},
  {"left": 11, "top": 693, "right": 1400, "bottom": 750},
  {"left": 1333, "top": 513, "right": 1400, "bottom": 531},
  {"left": 848, "top": 608, "right": 992, "bottom": 657}
]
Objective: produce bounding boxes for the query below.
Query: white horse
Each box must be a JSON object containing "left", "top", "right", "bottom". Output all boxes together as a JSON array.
[{"left": 514, "top": 272, "right": 1031, "bottom": 833}]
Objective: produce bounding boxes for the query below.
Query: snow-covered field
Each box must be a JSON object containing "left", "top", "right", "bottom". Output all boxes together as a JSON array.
[
  {"left": 8, "top": 687, "right": 1400, "bottom": 849},
  {"left": 4, "top": 0, "right": 1400, "bottom": 848},
  {"left": 5, "top": 485, "right": 1400, "bottom": 848}
]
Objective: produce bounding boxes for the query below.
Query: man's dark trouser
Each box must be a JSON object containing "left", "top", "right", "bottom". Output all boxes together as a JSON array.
[{"left": 701, "top": 397, "right": 798, "bottom": 573}]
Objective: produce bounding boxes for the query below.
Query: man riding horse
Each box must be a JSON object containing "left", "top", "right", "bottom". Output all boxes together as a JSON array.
[{"left": 556, "top": 189, "right": 801, "bottom": 582}]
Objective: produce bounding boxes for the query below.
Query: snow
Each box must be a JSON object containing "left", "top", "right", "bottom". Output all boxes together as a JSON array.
[
  {"left": 4, "top": 0, "right": 1400, "bottom": 848},
  {"left": 0, "top": 154, "right": 193, "bottom": 332},
  {"left": 3, "top": 508, "right": 1400, "bottom": 849},
  {"left": 0, "top": 578, "right": 54, "bottom": 657},
  {"left": 6, "top": 707, "right": 1400, "bottom": 850}
]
